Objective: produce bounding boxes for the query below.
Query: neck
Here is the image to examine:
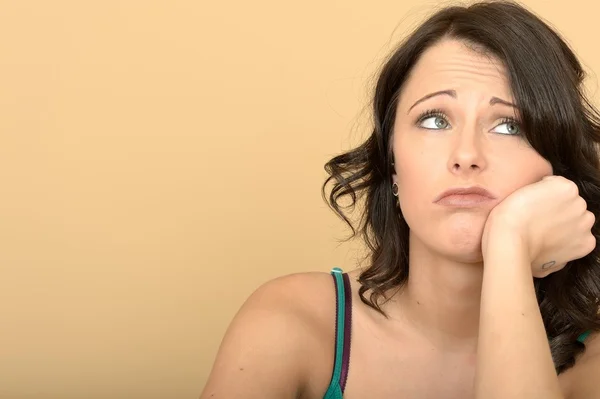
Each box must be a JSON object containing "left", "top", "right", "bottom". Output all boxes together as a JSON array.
[{"left": 386, "top": 234, "right": 484, "bottom": 352}]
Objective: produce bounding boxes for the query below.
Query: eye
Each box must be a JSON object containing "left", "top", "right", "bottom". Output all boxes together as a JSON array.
[
  {"left": 492, "top": 118, "right": 521, "bottom": 135},
  {"left": 417, "top": 110, "right": 451, "bottom": 130}
]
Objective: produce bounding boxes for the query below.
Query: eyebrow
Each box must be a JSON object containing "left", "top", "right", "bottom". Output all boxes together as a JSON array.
[{"left": 407, "top": 89, "right": 517, "bottom": 113}]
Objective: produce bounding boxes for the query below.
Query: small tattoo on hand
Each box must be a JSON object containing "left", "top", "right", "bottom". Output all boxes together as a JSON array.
[{"left": 541, "top": 261, "right": 556, "bottom": 270}]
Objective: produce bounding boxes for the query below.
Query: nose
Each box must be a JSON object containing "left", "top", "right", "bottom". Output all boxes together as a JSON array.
[{"left": 447, "top": 127, "right": 487, "bottom": 175}]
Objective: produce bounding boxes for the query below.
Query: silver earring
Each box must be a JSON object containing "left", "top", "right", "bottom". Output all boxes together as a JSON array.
[{"left": 392, "top": 182, "right": 399, "bottom": 197}]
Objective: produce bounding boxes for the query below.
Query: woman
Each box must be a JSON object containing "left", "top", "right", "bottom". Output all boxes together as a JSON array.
[{"left": 201, "top": 1, "right": 600, "bottom": 398}]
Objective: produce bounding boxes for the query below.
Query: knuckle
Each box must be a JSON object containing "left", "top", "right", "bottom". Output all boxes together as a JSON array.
[
  {"left": 577, "top": 197, "right": 589, "bottom": 213},
  {"left": 586, "top": 211, "right": 596, "bottom": 227},
  {"left": 567, "top": 180, "right": 580, "bottom": 195},
  {"left": 584, "top": 235, "right": 597, "bottom": 253}
]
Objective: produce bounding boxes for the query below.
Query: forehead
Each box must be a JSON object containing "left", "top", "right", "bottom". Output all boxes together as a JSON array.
[{"left": 399, "top": 38, "right": 513, "bottom": 107}]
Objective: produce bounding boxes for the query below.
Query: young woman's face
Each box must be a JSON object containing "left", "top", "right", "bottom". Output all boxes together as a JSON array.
[{"left": 392, "top": 38, "right": 553, "bottom": 262}]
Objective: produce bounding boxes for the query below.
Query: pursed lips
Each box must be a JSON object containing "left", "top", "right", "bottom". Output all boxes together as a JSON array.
[{"left": 433, "top": 186, "right": 497, "bottom": 207}]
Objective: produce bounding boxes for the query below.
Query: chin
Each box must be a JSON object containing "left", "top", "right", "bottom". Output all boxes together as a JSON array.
[
  {"left": 442, "top": 217, "right": 486, "bottom": 263},
  {"left": 407, "top": 212, "right": 489, "bottom": 263}
]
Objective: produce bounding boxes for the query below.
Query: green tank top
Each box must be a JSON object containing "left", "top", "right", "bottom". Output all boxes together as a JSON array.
[{"left": 323, "top": 267, "right": 592, "bottom": 399}]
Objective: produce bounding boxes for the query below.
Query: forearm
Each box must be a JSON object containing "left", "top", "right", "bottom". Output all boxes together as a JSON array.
[{"left": 475, "top": 229, "right": 563, "bottom": 399}]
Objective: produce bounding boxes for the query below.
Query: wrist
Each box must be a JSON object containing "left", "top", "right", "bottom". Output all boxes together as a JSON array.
[
  {"left": 482, "top": 212, "right": 530, "bottom": 261},
  {"left": 482, "top": 228, "right": 534, "bottom": 281}
]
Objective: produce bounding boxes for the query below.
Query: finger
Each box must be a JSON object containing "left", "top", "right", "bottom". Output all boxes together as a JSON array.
[
  {"left": 584, "top": 210, "right": 595, "bottom": 230},
  {"left": 581, "top": 234, "right": 597, "bottom": 257},
  {"left": 575, "top": 196, "right": 588, "bottom": 215}
]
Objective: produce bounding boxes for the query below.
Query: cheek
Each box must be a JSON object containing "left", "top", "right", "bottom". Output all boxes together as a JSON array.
[
  {"left": 492, "top": 150, "right": 553, "bottom": 195},
  {"left": 394, "top": 138, "right": 440, "bottom": 189},
  {"left": 395, "top": 164, "right": 436, "bottom": 227},
  {"left": 393, "top": 142, "right": 443, "bottom": 222}
]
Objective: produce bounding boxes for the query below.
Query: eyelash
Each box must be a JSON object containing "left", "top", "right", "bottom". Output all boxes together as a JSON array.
[
  {"left": 497, "top": 116, "right": 521, "bottom": 127},
  {"left": 415, "top": 109, "right": 522, "bottom": 134},
  {"left": 416, "top": 108, "right": 447, "bottom": 124}
]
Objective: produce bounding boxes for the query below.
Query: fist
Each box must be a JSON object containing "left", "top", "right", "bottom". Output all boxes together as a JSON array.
[{"left": 483, "top": 176, "right": 596, "bottom": 278}]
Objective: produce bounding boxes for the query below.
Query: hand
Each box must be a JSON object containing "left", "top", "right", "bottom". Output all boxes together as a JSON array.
[{"left": 482, "top": 175, "right": 596, "bottom": 278}]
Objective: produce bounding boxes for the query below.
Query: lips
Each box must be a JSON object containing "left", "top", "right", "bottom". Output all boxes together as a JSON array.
[{"left": 433, "top": 186, "right": 496, "bottom": 207}]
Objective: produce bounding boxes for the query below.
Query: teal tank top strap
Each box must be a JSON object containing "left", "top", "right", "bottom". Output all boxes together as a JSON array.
[
  {"left": 577, "top": 330, "right": 591, "bottom": 344},
  {"left": 323, "top": 267, "right": 346, "bottom": 399}
]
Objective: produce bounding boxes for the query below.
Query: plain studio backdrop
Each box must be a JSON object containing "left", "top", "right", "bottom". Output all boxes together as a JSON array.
[{"left": 1, "top": 0, "right": 599, "bottom": 398}]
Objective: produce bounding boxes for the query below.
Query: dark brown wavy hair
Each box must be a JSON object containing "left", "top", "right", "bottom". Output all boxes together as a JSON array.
[{"left": 322, "top": 0, "right": 600, "bottom": 373}]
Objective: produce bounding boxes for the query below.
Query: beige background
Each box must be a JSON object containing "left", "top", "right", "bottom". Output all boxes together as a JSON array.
[{"left": 0, "top": 1, "right": 598, "bottom": 398}]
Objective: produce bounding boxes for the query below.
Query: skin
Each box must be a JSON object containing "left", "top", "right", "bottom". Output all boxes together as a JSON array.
[
  {"left": 200, "top": 38, "right": 600, "bottom": 399},
  {"left": 389, "top": 37, "right": 553, "bottom": 351}
]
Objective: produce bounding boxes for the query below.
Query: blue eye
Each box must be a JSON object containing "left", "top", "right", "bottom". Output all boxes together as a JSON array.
[
  {"left": 417, "top": 110, "right": 451, "bottom": 130},
  {"left": 492, "top": 119, "right": 521, "bottom": 135}
]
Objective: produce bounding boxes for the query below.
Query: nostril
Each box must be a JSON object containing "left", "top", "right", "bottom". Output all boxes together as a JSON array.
[{"left": 451, "top": 163, "right": 480, "bottom": 172}]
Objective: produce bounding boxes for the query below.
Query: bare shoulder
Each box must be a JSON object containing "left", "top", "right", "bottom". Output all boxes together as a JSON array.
[
  {"left": 201, "top": 271, "right": 338, "bottom": 399},
  {"left": 249, "top": 271, "right": 337, "bottom": 315},
  {"left": 562, "top": 333, "right": 600, "bottom": 399}
]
